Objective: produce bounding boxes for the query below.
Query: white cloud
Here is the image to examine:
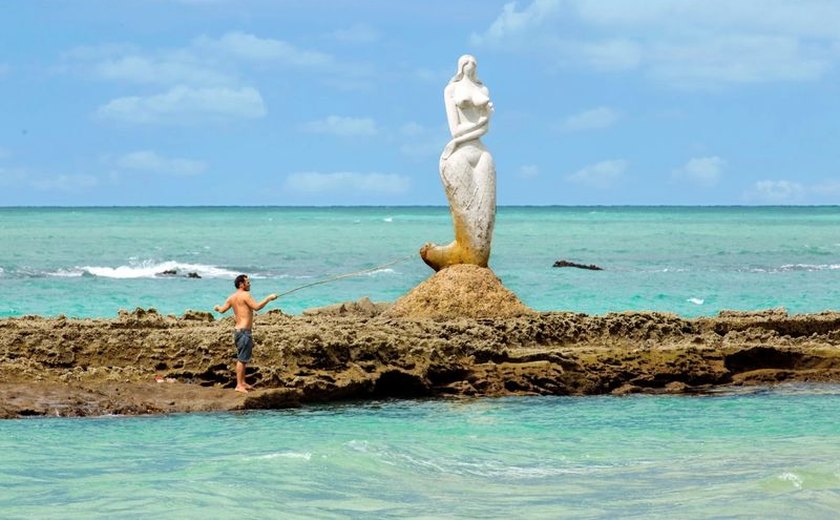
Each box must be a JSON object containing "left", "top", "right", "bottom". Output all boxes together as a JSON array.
[
  {"left": 285, "top": 172, "right": 410, "bottom": 195},
  {"left": 810, "top": 180, "right": 840, "bottom": 196},
  {"left": 329, "top": 24, "right": 380, "bottom": 44},
  {"left": 302, "top": 116, "right": 378, "bottom": 137},
  {"left": 96, "top": 85, "right": 266, "bottom": 124},
  {"left": 472, "top": 0, "right": 558, "bottom": 47},
  {"left": 561, "top": 107, "right": 620, "bottom": 131},
  {"left": 93, "top": 54, "right": 233, "bottom": 86},
  {"left": 571, "top": 39, "right": 643, "bottom": 71},
  {"left": 649, "top": 35, "right": 826, "bottom": 87},
  {"left": 566, "top": 159, "right": 627, "bottom": 189},
  {"left": 194, "top": 32, "right": 333, "bottom": 67},
  {"left": 31, "top": 174, "right": 98, "bottom": 192},
  {"left": 111, "top": 150, "right": 207, "bottom": 176},
  {"left": 518, "top": 165, "right": 540, "bottom": 179},
  {"left": 745, "top": 180, "right": 806, "bottom": 203},
  {"left": 63, "top": 43, "right": 234, "bottom": 86},
  {"left": 65, "top": 32, "right": 337, "bottom": 90},
  {"left": 473, "top": 0, "right": 840, "bottom": 87},
  {"left": 672, "top": 156, "right": 726, "bottom": 187}
]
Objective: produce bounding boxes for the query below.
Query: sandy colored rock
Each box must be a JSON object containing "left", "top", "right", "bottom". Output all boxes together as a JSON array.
[
  {"left": 384, "top": 264, "right": 535, "bottom": 319},
  {"left": 303, "top": 297, "right": 391, "bottom": 318},
  {"left": 2, "top": 306, "right": 840, "bottom": 418}
]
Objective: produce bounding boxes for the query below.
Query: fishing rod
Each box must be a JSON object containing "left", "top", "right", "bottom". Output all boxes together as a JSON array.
[{"left": 275, "top": 254, "right": 416, "bottom": 298}]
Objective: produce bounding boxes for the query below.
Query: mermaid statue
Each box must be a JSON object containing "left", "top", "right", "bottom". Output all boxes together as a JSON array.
[{"left": 420, "top": 54, "right": 496, "bottom": 271}]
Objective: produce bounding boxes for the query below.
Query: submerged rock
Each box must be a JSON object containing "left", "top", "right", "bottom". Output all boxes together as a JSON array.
[{"left": 553, "top": 260, "right": 603, "bottom": 270}]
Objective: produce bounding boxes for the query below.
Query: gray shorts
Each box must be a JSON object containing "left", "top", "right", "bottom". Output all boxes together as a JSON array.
[{"left": 233, "top": 329, "right": 253, "bottom": 363}]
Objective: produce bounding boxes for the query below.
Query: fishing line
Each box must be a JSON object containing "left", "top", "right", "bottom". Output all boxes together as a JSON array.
[{"left": 275, "top": 254, "right": 415, "bottom": 298}]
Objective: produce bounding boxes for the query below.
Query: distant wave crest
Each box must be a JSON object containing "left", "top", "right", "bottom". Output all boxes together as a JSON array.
[
  {"left": 364, "top": 268, "right": 396, "bottom": 276},
  {"left": 73, "top": 260, "right": 239, "bottom": 279},
  {"left": 751, "top": 264, "right": 840, "bottom": 273}
]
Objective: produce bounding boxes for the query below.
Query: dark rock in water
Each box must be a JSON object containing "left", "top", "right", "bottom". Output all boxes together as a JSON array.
[
  {"left": 553, "top": 260, "right": 603, "bottom": 271},
  {"left": 157, "top": 269, "right": 201, "bottom": 279}
]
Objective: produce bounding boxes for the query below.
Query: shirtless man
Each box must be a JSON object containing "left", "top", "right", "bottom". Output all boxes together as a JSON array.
[{"left": 214, "top": 274, "right": 278, "bottom": 393}]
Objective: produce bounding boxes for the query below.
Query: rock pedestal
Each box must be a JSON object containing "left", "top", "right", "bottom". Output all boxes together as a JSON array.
[{"left": 384, "top": 264, "right": 535, "bottom": 320}]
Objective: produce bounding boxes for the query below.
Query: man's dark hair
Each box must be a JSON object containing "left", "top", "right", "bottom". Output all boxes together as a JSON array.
[{"left": 235, "top": 274, "right": 248, "bottom": 289}]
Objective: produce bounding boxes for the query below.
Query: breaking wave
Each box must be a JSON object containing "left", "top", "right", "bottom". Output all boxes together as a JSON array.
[{"left": 63, "top": 261, "right": 239, "bottom": 279}]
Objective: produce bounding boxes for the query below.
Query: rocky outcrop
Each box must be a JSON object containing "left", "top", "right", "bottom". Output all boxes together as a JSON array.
[
  {"left": 2, "top": 306, "right": 840, "bottom": 418},
  {"left": 384, "top": 264, "right": 535, "bottom": 320}
]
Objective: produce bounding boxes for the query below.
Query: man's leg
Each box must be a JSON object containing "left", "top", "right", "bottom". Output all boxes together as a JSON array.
[{"left": 235, "top": 361, "right": 248, "bottom": 392}]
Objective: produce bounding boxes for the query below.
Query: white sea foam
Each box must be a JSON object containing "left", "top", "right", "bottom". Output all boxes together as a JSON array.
[
  {"left": 455, "top": 461, "right": 578, "bottom": 479},
  {"left": 383, "top": 217, "right": 393, "bottom": 222},
  {"left": 687, "top": 297, "right": 704, "bottom": 305},
  {"left": 254, "top": 451, "right": 312, "bottom": 461},
  {"left": 746, "top": 263, "right": 840, "bottom": 273},
  {"left": 79, "top": 260, "right": 239, "bottom": 279},
  {"left": 345, "top": 441, "right": 574, "bottom": 480},
  {"left": 779, "top": 263, "right": 840, "bottom": 272},
  {"left": 365, "top": 268, "right": 395, "bottom": 276},
  {"left": 778, "top": 472, "right": 803, "bottom": 489},
  {"left": 47, "top": 269, "right": 85, "bottom": 278}
]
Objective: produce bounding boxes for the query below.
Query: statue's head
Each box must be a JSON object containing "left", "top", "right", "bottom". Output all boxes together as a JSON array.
[{"left": 452, "top": 54, "right": 481, "bottom": 84}]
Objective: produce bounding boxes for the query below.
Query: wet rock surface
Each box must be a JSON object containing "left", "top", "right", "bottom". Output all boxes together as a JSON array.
[{"left": 2, "top": 306, "right": 840, "bottom": 418}]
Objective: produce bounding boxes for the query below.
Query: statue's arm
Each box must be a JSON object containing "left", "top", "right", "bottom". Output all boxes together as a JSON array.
[
  {"left": 441, "top": 118, "right": 489, "bottom": 160},
  {"left": 452, "top": 117, "right": 489, "bottom": 142}
]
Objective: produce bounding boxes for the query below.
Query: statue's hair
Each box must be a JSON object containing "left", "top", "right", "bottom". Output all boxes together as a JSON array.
[{"left": 450, "top": 54, "right": 483, "bottom": 85}]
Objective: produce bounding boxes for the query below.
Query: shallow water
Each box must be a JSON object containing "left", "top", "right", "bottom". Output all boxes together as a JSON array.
[{"left": 2, "top": 385, "right": 839, "bottom": 519}]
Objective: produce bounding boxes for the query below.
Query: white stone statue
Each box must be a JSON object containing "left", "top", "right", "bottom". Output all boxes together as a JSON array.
[{"left": 420, "top": 54, "right": 496, "bottom": 271}]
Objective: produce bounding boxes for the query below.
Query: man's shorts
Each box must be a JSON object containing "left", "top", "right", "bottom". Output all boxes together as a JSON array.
[{"left": 233, "top": 329, "right": 253, "bottom": 363}]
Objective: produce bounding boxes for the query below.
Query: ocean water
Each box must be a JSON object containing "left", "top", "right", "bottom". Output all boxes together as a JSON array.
[
  {"left": 3, "top": 206, "right": 840, "bottom": 518},
  {"left": 1, "top": 386, "right": 839, "bottom": 519},
  {"left": 1, "top": 206, "right": 839, "bottom": 318}
]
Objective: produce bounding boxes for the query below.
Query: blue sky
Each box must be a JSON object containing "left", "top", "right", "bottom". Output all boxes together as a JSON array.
[{"left": 1, "top": 0, "right": 839, "bottom": 206}]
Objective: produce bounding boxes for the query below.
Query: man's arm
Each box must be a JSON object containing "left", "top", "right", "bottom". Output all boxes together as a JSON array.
[
  {"left": 214, "top": 299, "right": 232, "bottom": 313},
  {"left": 248, "top": 293, "right": 278, "bottom": 311}
]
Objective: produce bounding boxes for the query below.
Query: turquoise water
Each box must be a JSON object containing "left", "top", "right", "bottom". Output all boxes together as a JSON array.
[
  {"left": 3, "top": 207, "right": 840, "bottom": 517},
  {"left": 1, "top": 206, "right": 839, "bottom": 318},
  {"left": 1, "top": 386, "right": 839, "bottom": 519}
]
